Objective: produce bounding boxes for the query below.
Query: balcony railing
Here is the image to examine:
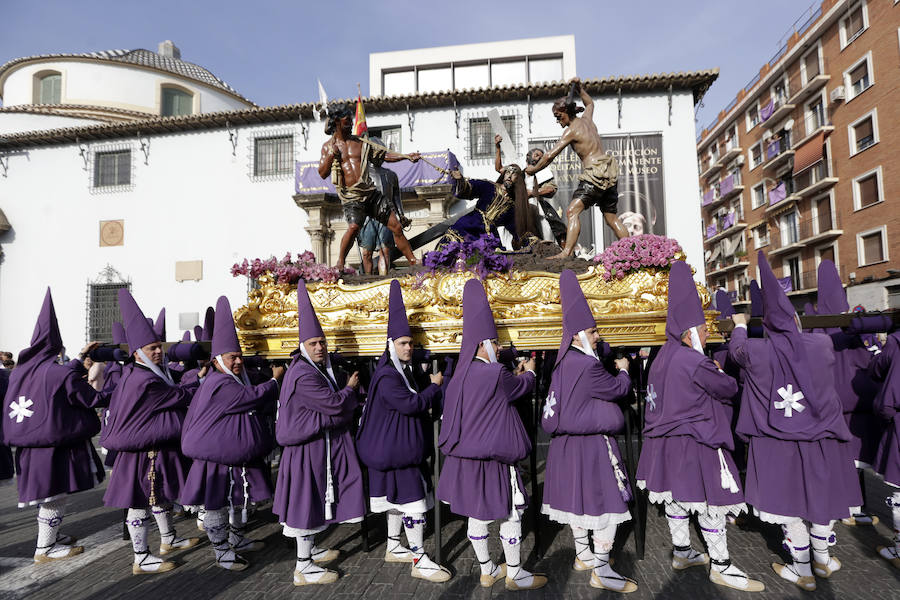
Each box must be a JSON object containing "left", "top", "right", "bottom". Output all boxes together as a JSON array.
[
  {"left": 795, "top": 162, "right": 838, "bottom": 197},
  {"left": 787, "top": 56, "right": 831, "bottom": 106},
  {"left": 763, "top": 96, "right": 795, "bottom": 125},
  {"left": 790, "top": 263, "right": 844, "bottom": 294},
  {"left": 771, "top": 214, "right": 842, "bottom": 252},
  {"left": 763, "top": 133, "right": 793, "bottom": 170}
]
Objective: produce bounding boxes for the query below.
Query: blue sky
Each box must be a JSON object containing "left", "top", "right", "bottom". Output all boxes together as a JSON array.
[{"left": 2, "top": 0, "right": 821, "bottom": 130}]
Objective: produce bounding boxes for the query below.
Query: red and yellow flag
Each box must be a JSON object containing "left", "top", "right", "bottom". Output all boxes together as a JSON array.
[{"left": 353, "top": 91, "right": 367, "bottom": 136}]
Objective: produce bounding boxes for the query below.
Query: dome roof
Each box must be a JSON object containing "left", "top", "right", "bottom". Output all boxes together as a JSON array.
[{"left": 0, "top": 48, "right": 254, "bottom": 105}]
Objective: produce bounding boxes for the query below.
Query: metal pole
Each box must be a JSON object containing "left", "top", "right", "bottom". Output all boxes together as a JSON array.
[
  {"left": 529, "top": 351, "right": 545, "bottom": 559},
  {"left": 431, "top": 357, "right": 442, "bottom": 566}
]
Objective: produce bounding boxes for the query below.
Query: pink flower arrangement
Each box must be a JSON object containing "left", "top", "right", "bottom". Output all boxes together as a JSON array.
[
  {"left": 592, "top": 234, "right": 683, "bottom": 281},
  {"left": 231, "top": 251, "right": 356, "bottom": 284}
]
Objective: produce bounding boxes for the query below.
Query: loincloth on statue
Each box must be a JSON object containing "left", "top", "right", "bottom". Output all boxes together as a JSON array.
[
  {"left": 340, "top": 184, "right": 394, "bottom": 228},
  {"left": 573, "top": 155, "right": 620, "bottom": 214}
]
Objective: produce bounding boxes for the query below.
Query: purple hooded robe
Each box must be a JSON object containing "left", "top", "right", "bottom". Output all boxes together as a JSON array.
[
  {"left": 541, "top": 270, "right": 632, "bottom": 527},
  {"left": 870, "top": 332, "right": 900, "bottom": 486},
  {"left": 102, "top": 289, "right": 200, "bottom": 509},
  {"left": 436, "top": 279, "right": 535, "bottom": 521},
  {"left": 356, "top": 281, "right": 441, "bottom": 509},
  {"left": 0, "top": 369, "right": 13, "bottom": 482},
  {"left": 272, "top": 281, "right": 365, "bottom": 532},
  {"left": 2, "top": 289, "right": 104, "bottom": 505},
  {"left": 180, "top": 296, "right": 279, "bottom": 511},
  {"left": 636, "top": 262, "right": 744, "bottom": 510},
  {"left": 817, "top": 259, "right": 883, "bottom": 466},
  {"left": 728, "top": 252, "right": 860, "bottom": 524}
]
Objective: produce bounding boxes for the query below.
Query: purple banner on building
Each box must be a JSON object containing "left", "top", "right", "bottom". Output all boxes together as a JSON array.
[
  {"left": 703, "top": 189, "right": 715, "bottom": 205},
  {"left": 778, "top": 276, "right": 793, "bottom": 293},
  {"left": 760, "top": 100, "right": 775, "bottom": 122},
  {"left": 769, "top": 182, "right": 787, "bottom": 205},
  {"left": 722, "top": 212, "right": 736, "bottom": 230},
  {"left": 294, "top": 149, "right": 460, "bottom": 194},
  {"left": 706, "top": 223, "right": 718, "bottom": 239},
  {"left": 719, "top": 174, "right": 735, "bottom": 197},
  {"left": 766, "top": 138, "right": 780, "bottom": 160}
]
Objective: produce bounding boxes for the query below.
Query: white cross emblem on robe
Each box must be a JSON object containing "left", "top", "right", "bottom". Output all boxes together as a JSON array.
[
  {"left": 646, "top": 384, "right": 657, "bottom": 412},
  {"left": 9, "top": 396, "right": 34, "bottom": 423},
  {"left": 774, "top": 384, "right": 805, "bottom": 418},
  {"left": 542, "top": 392, "right": 557, "bottom": 420}
]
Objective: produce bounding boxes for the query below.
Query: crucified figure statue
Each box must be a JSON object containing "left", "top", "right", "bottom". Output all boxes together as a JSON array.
[{"left": 525, "top": 77, "right": 629, "bottom": 258}]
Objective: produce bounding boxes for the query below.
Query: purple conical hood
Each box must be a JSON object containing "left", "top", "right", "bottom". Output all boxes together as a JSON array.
[
  {"left": 387, "top": 280, "right": 412, "bottom": 340},
  {"left": 759, "top": 251, "right": 799, "bottom": 335},
  {"left": 202, "top": 307, "right": 215, "bottom": 342},
  {"left": 715, "top": 289, "right": 735, "bottom": 319},
  {"left": 153, "top": 308, "right": 166, "bottom": 341},
  {"left": 16, "top": 288, "right": 63, "bottom": 368},
  {"left": 749, "top": 280, "right": 763, "bottom": 317},
  {"left": 111, "top": 321, "right": 126, "bottom": 346},
  {"left": 461, "top": 279, "right": 498, "bottom": 356},
  {"left": 181, "top": 330, "right": 191, "bottom": 342},
  {"left": 118, "top": 288, "right": 158, "bottom": 351},
  {"left": 556, "top": 270, "right": 596, "bottom": 366},
  {"left": 297, "top": 280, "right": 325, "bottom": 343},
  {"left": 816, "top": 259, "right": 848, "bottom": 315},
  {"left": 211, "top": 296, "right": 241, "bottom": 356},
  {"left": 803, "top": 302, "right": 816, "bottom": 316},
  {"left": 665, "top": 261, "right": 705, "bottom": 342},
  {"left": 193, "top": 325, "right": 204, "bottom": 342}
]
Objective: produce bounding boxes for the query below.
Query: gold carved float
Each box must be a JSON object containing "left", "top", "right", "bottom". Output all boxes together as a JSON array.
[{"left": 234, "top": 265, "right": 723, "bottom": 358}]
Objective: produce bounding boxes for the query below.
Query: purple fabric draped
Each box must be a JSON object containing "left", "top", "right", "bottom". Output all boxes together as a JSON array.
[
  {"left": 706, "top": 223, "right": 717, "bottom": 239},
  {"left": 719, "top": 174, "right": 735, "bottom": 197},
  {"left": 295, "top": 150, "right": 460, "bottom": 194},
  {"left": 760, "top": 100, "right": 775, "bottom": 122},
  {"left": 768, "top": 182, "right": 787, "bottom": 205}
]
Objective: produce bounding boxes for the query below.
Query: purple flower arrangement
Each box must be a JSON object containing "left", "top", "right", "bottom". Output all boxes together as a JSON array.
[
  {"left": 422, "top": 234, "right": 513, "bottom": 280},
  {"left": 592, "top": 234, "right": 684, "bottom": 281},
  {"left": 231, "top": 251, "right": 356, "bottom": 285}
]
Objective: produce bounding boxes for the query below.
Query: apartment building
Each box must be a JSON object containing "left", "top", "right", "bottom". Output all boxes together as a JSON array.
[{"left": 696, "top": 0, "right": 899, "bottom": 311}]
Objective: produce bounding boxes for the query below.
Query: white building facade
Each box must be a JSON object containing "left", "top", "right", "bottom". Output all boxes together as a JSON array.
[{"left": 0, "top": 37, "right": 716, "bottom": 353}]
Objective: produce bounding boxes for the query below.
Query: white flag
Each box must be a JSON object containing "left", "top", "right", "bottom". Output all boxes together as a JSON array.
[{"left": 314, "top": 79, "right": 328, "bottom": 121}]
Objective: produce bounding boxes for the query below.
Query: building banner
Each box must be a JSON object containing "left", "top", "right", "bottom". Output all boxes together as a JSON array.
[{"left": 530, "top": 133, "right": 666, "bottom": 252}]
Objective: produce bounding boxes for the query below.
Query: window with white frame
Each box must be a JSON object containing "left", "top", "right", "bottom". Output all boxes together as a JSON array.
[
  {"left": 845, "top": 54, "right": 873, "bottom": 100},
  {"left": 839, "top": 2, "right": 868, "bottom": 49},
  {"left": 772, "top": 77, "right": 789, "bottom": 104},
  {"left": 253, "top": 135, "right": 293, "bottom": 177},
  {"left": 849, "top": 110, "right": 877, "bottom": 155},
  {"left": 468, "top": 115, "right": 516, "bottom": 160},
  {"left": 806, "top": 95, "right": 825, "bottom": 136},
  {"left": 853, "top": 167, "right": 882, "bottom": 210},
  {"left": 36, "top": 72, "right": 61, "bottom": 104},
  {"left": 781, "top": 211, "right": 799, "bottom": 246},
  {"left": 801, "top": 45, "right": 821, "bottom": 83},
  {"left": 857, "top": 226, "right": 887, "bottom": 266},
  {"left": 749, "top": 142, "right": 763, "bottom": 169},
  {"left": 785, "top": 255, "right": 801, "bottom": 291},
  {"left": 93, "top": 150, "right": 131, "bottom": 188},
  {"left": 368, "top": 126, "right": 402, "bottom": 153},
  {"left": 752, "top": 182, "right": 766, "bottom": 208},
  {"left": 746, "top": 103, "right": 760, "bottom": 130},
  {"left": 161, "top": 87, "right": 193, "bottom": 116}
]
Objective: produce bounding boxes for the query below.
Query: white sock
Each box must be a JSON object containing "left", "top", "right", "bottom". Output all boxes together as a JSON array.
[
  {"left": 781, "top": 520, "right": 812, "bottom": 578},
  {"left": 810, "top": 521, "right": 837, "bottom": 567},
  {"left": 592, "top": 524, "right": 629, "bottom": 591},
  {"left": 403, "top": 513, "right": 427, "bottom": 557},
  {"left": 386, "top": 510, "right": 409, "bottom": 555},
  {"left": 35, "top": 499, "right": 67, "bottom": 556},
  {"left": 228, "top": 508, "right": 249, "bottom": 547},
  {"left": 295, "top": 535, "right": 327, "bottom": 582},
  {"left": 501, "top": 519, "right": 534, "bottom": 587},
  {"left": 666, "top": 502, "right": 698, "bottom": 558},
  {"left": 892, "top": 492, "right": 900, "bottom": 552},
  {"left": 204, "top": 508, "right": 231, "bottom": 562},
  {"left": 571, "top": 526, "right": 594, "bottom": 567},
  {"left": 699, "top": 513, "right": 753, "bottom": 588},
  {"left": 467, "top": 518, "right": 495, "bottom": 575},
  {"left": 128, "top": 509, "right": 165, "bottom": 571},
  {"left": 151, "top": 505, "right": 177, "bottom": 546}
]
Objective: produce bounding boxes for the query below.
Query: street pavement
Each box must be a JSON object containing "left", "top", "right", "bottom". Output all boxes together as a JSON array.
[{"left": 1, "top": 447, "right": 899, "bottom": 600}]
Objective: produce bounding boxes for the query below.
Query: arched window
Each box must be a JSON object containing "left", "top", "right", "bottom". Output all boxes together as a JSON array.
[
  {"left": 36, "top": 72, "right": 61, "bottom": 104},
  {"left": 161, "top": 87, "right": 193, "bottom": 116}
]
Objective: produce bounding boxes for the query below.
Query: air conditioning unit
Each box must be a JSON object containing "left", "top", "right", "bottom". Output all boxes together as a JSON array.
[
  {"left": 736, "top": 154, "right": 746, "bottom": 166},
  {"left": 830, "top": 86, "right": 845, "bottom": 103}
]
